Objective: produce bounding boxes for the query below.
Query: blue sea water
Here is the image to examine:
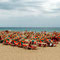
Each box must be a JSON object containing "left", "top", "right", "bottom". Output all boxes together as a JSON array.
[{"left": 0, "top": 27, "right": 60, "bottom": 32}]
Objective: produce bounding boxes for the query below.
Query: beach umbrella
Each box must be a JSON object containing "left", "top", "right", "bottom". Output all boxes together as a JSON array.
[{"left": 31, "top": 45, "right": 37, "bottom": 50}]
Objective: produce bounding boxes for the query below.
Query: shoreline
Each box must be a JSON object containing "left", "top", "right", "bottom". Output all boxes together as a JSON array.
[{"left": 0, "top": 27, "right": 60, "bottom": 32}]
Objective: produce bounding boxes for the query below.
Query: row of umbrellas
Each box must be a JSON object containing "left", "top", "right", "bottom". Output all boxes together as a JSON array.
[{"left": 0, "top": 30, "right": 60, "bottom": 50}]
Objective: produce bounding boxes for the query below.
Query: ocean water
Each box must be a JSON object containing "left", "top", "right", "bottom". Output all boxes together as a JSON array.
[{"left": 0, "top": 27, "right": 60, "bottom": 32}]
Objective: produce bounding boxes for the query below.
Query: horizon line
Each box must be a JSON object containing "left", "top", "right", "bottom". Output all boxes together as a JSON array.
[{"left": 0, "top": 27, "right": 60, "bottom": 28}]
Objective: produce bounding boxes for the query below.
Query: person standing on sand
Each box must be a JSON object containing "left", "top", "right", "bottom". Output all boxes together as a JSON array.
[
  {"left": 0, "top": 36, "right": 1, "bottom": 40},
  {"left": 28, "top": 42, "right": 32, "bottom": 49},
  {"left": 0, "top": 36, "right": 3, "bottom": 43}
]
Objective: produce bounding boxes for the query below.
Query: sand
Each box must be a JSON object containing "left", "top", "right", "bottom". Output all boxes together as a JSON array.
[{"left": 0, "top": 43, "right": 60, "bottom": 60}]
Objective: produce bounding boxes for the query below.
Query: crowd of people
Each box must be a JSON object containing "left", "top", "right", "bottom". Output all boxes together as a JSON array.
[{"left": 0, "top": 30, "right": 60, "bottom": 50}]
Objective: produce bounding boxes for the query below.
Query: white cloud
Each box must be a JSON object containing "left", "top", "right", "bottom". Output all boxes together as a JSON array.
[
  {"left": 0, "top": 0, "right": 10, "bottom": 2},
  {"left": 42, "top": 0, "right": 60, "bottom": 12},
  {"left": 0, "top": 0, "right": 60, "bottom": 18}
]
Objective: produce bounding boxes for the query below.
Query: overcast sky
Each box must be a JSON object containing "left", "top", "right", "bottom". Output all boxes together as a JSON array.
[{"left": 0, "top": 0, "right": 60, "bottom": 27}]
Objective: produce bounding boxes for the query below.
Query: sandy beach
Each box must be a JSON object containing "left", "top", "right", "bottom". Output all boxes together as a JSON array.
[{"left": 0, "top": 43, "right": 60, "bottom": 60}]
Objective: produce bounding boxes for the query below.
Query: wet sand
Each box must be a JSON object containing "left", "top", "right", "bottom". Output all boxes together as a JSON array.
[{"left": 0, "top": 43, "right": 60, "bottom": 60}]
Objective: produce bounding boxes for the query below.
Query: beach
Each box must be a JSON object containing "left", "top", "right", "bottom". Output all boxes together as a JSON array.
[
  {"left": 0, "top": 30, "right": 60, "bottom": 60},
  {"left": 0, "top": 43, "right": 60, "bottom": 60},
  {"left": 0, "top": 0, "right": 60, "bottom": 59}
]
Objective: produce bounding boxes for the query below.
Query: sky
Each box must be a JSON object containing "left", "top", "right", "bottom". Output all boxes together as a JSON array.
[{"left": 0, "top": 0, "right": 60, "bottom": 27}]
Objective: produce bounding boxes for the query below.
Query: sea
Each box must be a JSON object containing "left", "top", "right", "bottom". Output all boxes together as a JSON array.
[{"left": 0, "top": 27, "right": 60, "bottom": 32}]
